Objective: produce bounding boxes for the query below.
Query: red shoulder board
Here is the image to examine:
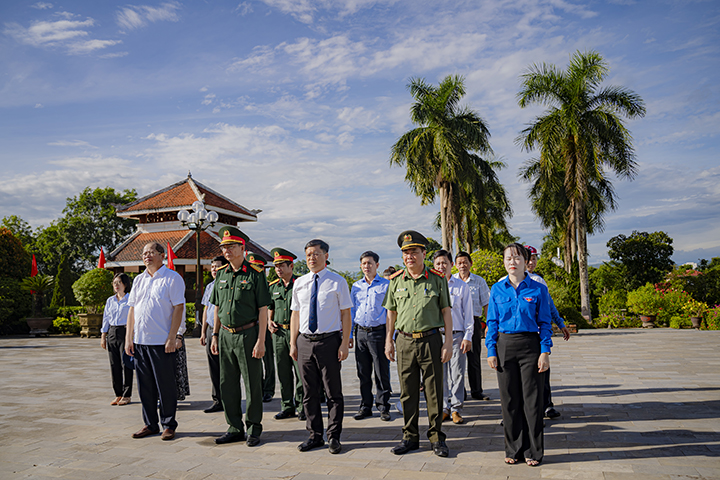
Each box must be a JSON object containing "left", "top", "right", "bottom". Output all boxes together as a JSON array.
[
  {"left": 389, "top": 269, "right": 405, "bottom": 279},
  {"left": 429, "top": 268, "right": 444, "bottom": 278},
  {"left": 269, "top": 278, "right": 280, "bottom": 286}
]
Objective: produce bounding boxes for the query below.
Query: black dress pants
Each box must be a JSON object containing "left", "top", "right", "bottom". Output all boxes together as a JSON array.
[
  {"left": 205, "top": 326, "right": 221, "bottom": 403},
  {"left": 543, "top": 368, "right": 553, "bottom": 411},
  {"left": 297, "top": 332, "right": 344, "bottom": 441},
  {"left": 496, "top": 332, "right": 544, "bottom": 462},
  {"left": 466, "top": 316, "right": 485, "bottom": 396},
  {"left": 135, "top": 344, "right": 178, "bottom": 431},
  {"left": 107, "top": 326, "right": 133, "bottom": 397},
  {"left": 355, "top": 327, "right": 391, "bottom": 413}
]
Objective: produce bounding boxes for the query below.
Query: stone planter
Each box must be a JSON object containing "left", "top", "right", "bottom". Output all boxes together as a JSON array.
[
  {"left": 690, "top": 316, "right": 702, "bottom": 330},
  {"left": 26, "top": 317, "right": 54, "bottom": 336},
  {"left": 640, "top": 315, "right": 656, "bottom": 328},
  {"left": 78, "top": 313, "right": 103, "bottom": 338}
]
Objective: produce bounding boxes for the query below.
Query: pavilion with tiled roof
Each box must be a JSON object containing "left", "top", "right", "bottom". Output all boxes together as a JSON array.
[{"left": 105, "top": 174, "right": 272, "bottom": 298}]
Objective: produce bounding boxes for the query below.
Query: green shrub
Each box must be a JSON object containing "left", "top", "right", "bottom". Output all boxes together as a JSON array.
[
  {"left": 705, "top": 307, "right": 720, "bottom": 330},
  {"left": 185, "top": 302, "right": 195, "bottom": 334},
  {"left": 470, "top": 250, "right": 505, "bottom": 287},
  {"left": 556, "top": 305, "right": 592, "bottom": 329},
  {"left": 627, "top": 283, "right": 663, "bottom": 316},
  {"left": 598, "top": 289, "right": 627, "bottom": 315},
  {"left": 657, "top": 289, "right": 692, "bottom": 327},
  {"left": 596, "top": 312, "right": 642, "bottom": 328},
  {"left": 72, "top": 268, "right": 114, "bottom": 313},
  {"left": 52, "top": 316, "right": 81, "bottom": 335}
]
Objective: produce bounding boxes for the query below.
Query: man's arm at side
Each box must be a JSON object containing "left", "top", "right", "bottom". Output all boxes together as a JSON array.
[
  {"left": 253, "top": 306, "right": 268, "bottom": 359},
  {"left": 338, "top": 308, "right": 351, "bottom": 361},
  {"left": 166, "top": 304, "right": 184, "bottom": 353},
  {"left": 125, "top": 307, "right": 135, "bottom": 356},
  {"left": 385, "top": 310, "right": 396, "bottom": 362},
  {"left": 289, "top": 310, "right": 300, "bottom": 361}
]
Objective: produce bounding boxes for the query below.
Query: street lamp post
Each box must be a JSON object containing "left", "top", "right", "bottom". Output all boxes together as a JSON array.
[{"left": 178, "top": 200, "right": 219, "bottom": 337}]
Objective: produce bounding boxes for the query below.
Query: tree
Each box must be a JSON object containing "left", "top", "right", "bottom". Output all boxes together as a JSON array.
[
  {"left": 50, "top": 255, "right": 78, "bottom": 308},
  {"left": 517, "top": 50, "right": 646, "bottom": 321},
  {"left": 0, "top": 228, "right": 32, "bottom": 332},
  {"left": 391, "top": 75, "right": 493, "bottom": 252},
  {"left": 607, "top": 231, "right": 674, "bottom": 290},
  {"left": 1, "top": 215, "right": 34, "bottom": 250}
]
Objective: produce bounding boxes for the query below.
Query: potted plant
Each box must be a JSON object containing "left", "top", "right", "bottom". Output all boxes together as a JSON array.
[
  {"left": 683, "top": 298, "right": 707, "bottom": 330},
  {"left": 626, "top": 284, "right": 663, "bottom": 328},
  {"left": 72, "top": 268, "right": 114, "bottom": 338},
  {"left": 21, "top": 275, "right": 55, "bottom": 336}
]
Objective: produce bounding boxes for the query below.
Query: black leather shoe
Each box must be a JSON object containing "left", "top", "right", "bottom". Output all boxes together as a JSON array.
[
  {"left": 204, "top": 402, "right": 223, "bottom": 413},
  {"left": 380, "top": 411, "right": 391, "bottom": 422},
  {"left": 274, "top": 409, "right": 297, "bottom": 420},
  {"left": 298, "top": 410, "right": 306, "bottom": 421},
  {"left": 471, "top": 392, "right": 490, "bottom": 401},
  {"left": 328, "top": 437, "right": 342, "bottom": 454},
  {"left": 263, "top": 393, "right": 273, "bottom": 403},
  {"left": 545, "top": 408, "right": 561, "bottom": 419},
  {"left": 246, "top": 435, "right": 261, "bottom": 447},
  {"left": 353, "top": 409, "right": 372, "bottom": 420},
  {"left": 391, "top": 439, "right": 419, "bottom": 455},
  {"left": 215, "top": 432, "right": 246, "bottom": 444},
  {"left": 298, "top": 437, "right": 325, "bottom": 452},
  {"left": 432, "top": 440, "right": 449, "bottom": 457}
]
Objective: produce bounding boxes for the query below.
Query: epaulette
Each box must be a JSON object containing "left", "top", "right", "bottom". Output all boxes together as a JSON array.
[
  {"left": 269, "top": 278, "right": 280, "bottom": 286},
  {"left": 217, "top": 264, "right": 229, "bottom": 270},
  {"left": 250, "top": 264, "right": 264, "bottom": 273},
  {"left": 429, "top": 268, "right": 444, "bottom": 277},
  {"left": 389, "top": 269, "right": 405, "bottom": 279}
]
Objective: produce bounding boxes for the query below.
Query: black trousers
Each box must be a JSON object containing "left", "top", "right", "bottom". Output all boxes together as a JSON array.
[
  {"left": 496, "top": 332, "right": 544, "bottom": 462},
  {"left": 466, "top": 316, "right": 485, "bottom": 395},
  {"left": 135, "top": 344, "right": 178, "bottom": 431},
  {"left": 355, "top": 327, "right": 391, "bottom": 413},
  {"left": 543, "top": 368, "right": 553, "bottom": 411},
  {"left": 107, "top": 326, "right": 133, "bottom": 397},
  {"left": 297, "top": 332, "right": 344, "bottom": 441},
  {"left": 205, "top": 327, "right": 221, "bottom": 403}
]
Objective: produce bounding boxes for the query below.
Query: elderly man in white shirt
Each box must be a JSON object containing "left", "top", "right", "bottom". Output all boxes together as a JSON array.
[
  {"left": 453, "top": 251, "right": 491, "bottom": 401},
  {"left": 125, "top": 242, "right": 185, "bottom": 441},
  {"left": 433, "top": 250, "right": 474, "bottom": 424},
  {"left": 290, "top": 239, "right": 352, "bottom": 455}
]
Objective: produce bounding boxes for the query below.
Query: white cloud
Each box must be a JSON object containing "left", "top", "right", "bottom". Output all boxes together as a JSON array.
[
  {"left": 31, "top": 2, "right": 53, "bottom": 9},
  {"left": 116, "top": 2, "right": 181, "bottom": 31},
  {"left": 235, "top": 2, "right": 253, "bottom": 15},
  {"left": 48, "top": 140, "right": 97, "bottom": 148},
  {"left": 34, "top": 103, "right": 43, "bottom": 108},
  {"left": 4, "top": 17, "right": 121, "bottom": 55},
  {"left": 260, "top": 0, "right": 315, "bottom": 24},
  {"left": 201, "top": 93, "right": 216, "bottom": 105}
]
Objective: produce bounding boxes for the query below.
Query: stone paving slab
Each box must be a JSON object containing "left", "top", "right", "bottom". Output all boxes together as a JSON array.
[{"left": 1, "top": 329, "right": 719, "bottom": 479}]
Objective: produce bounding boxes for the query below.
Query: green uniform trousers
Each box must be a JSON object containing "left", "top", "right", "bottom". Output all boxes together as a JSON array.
[
  {"left": 219, "top": 326, "right": 263, "bottom": 437},
  {"left": 263, "top": 331, "right": 275, "bottom": 396},
  {"left": 273, "top": 328, "right": 303, "bottom": 412},
  {"left": 396, "top": 332, "right": 446, "bottom": 443}
]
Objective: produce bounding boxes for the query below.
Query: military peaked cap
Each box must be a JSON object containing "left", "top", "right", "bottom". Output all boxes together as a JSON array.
[
  {"left": 397, "top": 230, "right": 429, "bottom": 251},
  {"left": 218, "top": 226, "right": 248, "bottom": 246},
  {"left": 270, "top": 248, "right": 297, "bottom": 264}
]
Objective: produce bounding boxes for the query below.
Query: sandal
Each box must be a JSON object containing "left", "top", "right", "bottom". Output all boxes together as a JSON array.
[
  {"left": 526, "top": 459, "right": 541, "bottom": 467},
  {"left": 111, "top": 397, "right": 122, "bottom": 406},
  {"left": 505, "top": 458, "right": 518, "bottom": 465},
  {"left": 118, "top": 397, "right": 131, "bottom": 406}
]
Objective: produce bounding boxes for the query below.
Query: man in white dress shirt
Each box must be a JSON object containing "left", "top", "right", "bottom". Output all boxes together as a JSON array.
[
  {"left": 433, "top": 250, "right": 474, "bottom": 425},
  {"left": 453, "top": 251, "right": 491, "bottom": 401},
  {"left": 290, "top": 239, "right": 352, "bottom": 455},
  {"left": 125, "top": 242, "right": 185, "bottom": 441}
]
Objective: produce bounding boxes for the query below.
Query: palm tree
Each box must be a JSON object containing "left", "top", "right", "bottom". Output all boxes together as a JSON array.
[
  {"left": 517, "top": 50, "right": 645, "bottom": 321},
  {"left": 391, "top": 75, "right": 493, "bottom": 252}
]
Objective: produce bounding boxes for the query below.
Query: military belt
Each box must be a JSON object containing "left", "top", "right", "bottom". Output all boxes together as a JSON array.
[
  {"left": 356, "top": 324, "right": 385, "bottom": 332},
  {"left": 277, "top": 323, "right": 290, "bottom": 330},
  {"left": 221, "top": 321, "right": 258, "bottom": 334},
  {"left": 397, "top": 328, "right": 440, "bottom": 339}
]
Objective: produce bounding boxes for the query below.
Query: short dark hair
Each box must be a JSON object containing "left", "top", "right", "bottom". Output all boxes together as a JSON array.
[
  {"left": 114, "top": 272, "right": 132, "bottom": 294},
  {"left": 146, "top": 242, "right": 164, "bottom": 255},
  {"left": 504, "top": 242, "right": 530, "bottom": 262},
  {"left": 359, "top": 251, "right": 379, "bottom": 263},
  {"left": 305, "top": 239, "right": 329, "bottom": 253},
  {"left": 212, "top": 255, "right": 228, "bottom": 265},
  {"left": 456, "top": 251, "right": 472, "bottom": 263},
  {"left": 382, "top": 266, "right": 396, "bottom": 277},
  {"left": 432, "top": 249, "right": 453, "bottom": 263}
]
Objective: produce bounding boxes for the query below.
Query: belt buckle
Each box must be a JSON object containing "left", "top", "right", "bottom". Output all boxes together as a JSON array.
[{"left": 412, "top": 332, "right": 422, "bottom": 339}]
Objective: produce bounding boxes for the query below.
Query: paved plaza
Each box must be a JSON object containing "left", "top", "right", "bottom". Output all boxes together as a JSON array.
[{"left": 1, "top": 328, "right": 719, "bottom": 480}]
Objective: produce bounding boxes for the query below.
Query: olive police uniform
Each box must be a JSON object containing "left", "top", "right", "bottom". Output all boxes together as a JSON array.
[
  {"left": 210, "top": 229, "right": 271, "bottom": 438},
  {"left": 247, "top": 252, "right": 275, "bottom": 401},
  {"left": 268, "top": 248, "right": 304, "bottom": 416},
  {"left": 383, "top": 231, "right": 451, "bottom": 445}
]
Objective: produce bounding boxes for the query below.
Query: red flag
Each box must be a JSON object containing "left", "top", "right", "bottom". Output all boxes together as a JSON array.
[
  {"left": 167, "top": 242, "right": 177, "bottom": 270},
  {"left": 98, "top": 248, "right": 106, "bottom": 269},
  {"left": 31, "top": 254, "right": 38, "bottom": 277}
]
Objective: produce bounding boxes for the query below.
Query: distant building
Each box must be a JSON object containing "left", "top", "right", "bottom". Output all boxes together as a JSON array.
[{"left": 105, "top": 174, "right": 271, "bottom": 300}]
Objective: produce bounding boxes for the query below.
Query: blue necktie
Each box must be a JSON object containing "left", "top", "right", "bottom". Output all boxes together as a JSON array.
[{"left": 309, "top": 273, "right": 318, "bottom": 333}]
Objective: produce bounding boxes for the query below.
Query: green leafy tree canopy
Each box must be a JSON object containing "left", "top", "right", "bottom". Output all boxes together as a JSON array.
[{"left": 607, "top": 231, "right": 674, "bottom": 290}]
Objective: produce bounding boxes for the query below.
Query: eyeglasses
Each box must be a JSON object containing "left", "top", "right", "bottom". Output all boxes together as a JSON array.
[{"left": 142, "top": 250, "right": 161, "bottom": 257}]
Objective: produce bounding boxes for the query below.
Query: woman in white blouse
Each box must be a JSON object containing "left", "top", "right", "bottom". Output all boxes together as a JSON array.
[{"left": 101, "top": 273, "right": 133, "bottom": 406}]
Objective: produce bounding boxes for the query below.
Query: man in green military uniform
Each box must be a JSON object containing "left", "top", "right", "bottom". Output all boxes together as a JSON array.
[
  {"left": 246, "top": 252, "right": 276, "bottom": 403},
  {"left": 383, "top": 230, "right": 453, "bottom": 457},
  {"left": 267, "top": 248, "right": 305, "bottom": 420},
  {"left": 210, "top": 227, "right": 271, "bottom": 447}
]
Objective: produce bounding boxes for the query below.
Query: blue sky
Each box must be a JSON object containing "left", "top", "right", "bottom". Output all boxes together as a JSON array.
[{"left": 1, "top": 0, "right": 718, "bottom": 271}]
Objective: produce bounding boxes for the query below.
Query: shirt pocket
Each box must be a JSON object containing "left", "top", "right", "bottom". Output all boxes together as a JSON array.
[
  {"left": 494, "top": 296, "right": 513, "bottom": 321},
  {"left": 519, "top": 295, "right": 538, "bottom": 320},
  {"left": 421, "top": 287, "right": 438, "bottom": 308},
  {"left": 234, "top": 281, "right": 253, "bottom": 301}
]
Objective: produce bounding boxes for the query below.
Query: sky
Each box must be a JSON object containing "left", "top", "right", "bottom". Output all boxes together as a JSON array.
[{"left": 1, "top": 0, "right": 718, "bottom": 272}]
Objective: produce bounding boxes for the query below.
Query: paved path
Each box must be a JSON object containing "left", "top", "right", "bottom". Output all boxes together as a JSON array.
[{"left": 1, "top": 329, "right": 719, "bottom": 480}]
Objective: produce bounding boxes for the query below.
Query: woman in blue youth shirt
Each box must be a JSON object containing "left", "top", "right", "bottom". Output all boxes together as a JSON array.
[
  {"left": 101, "top": 273, "right": 133, "bottom": 406},
  {"left": 486, "top": 243, "right": 552, "bottom": 466}
]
